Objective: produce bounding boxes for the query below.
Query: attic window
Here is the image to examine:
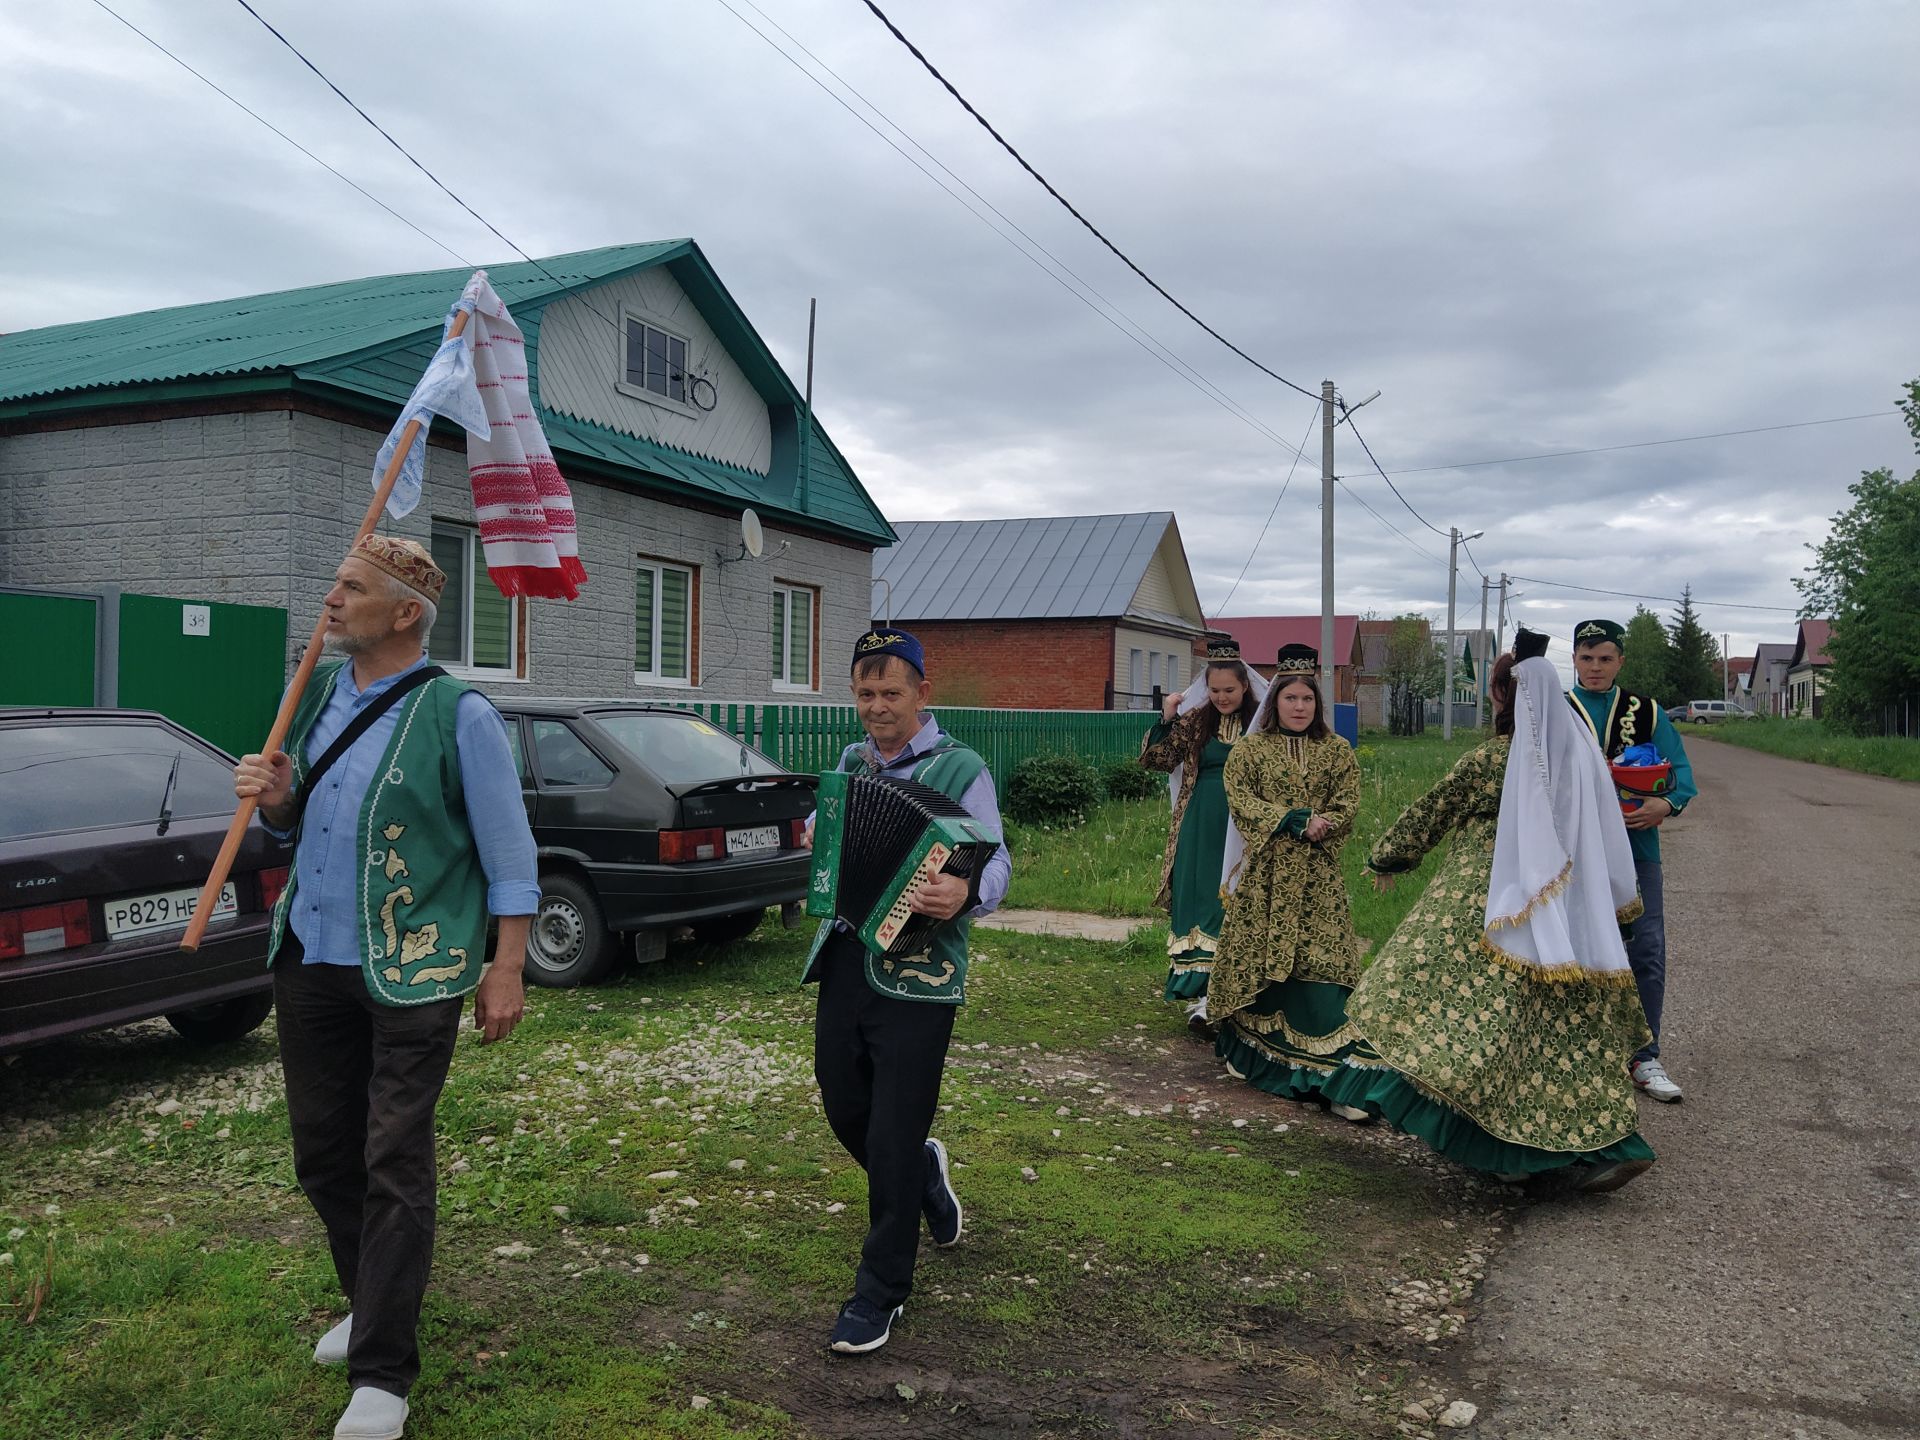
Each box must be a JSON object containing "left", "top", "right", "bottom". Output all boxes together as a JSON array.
[{"left": 624, "top": 318, "right": 687, "bottom": 404}]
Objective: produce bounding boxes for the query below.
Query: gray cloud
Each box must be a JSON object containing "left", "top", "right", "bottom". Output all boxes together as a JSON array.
[{"left": 3, "top": 0, "right": 1914, "bottom": 660}]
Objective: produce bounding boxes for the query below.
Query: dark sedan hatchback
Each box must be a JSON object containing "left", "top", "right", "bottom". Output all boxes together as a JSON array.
[
  {"left": 496, "top": 702, "right": 818, "bottom": 987},
  {"left": 0, "top": 709, "right": 291, "bottom": 1053}
]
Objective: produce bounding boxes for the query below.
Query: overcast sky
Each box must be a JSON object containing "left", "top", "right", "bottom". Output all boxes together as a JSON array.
[{"left": 4, "top": 0, "right": 1915, "bottom": 658}]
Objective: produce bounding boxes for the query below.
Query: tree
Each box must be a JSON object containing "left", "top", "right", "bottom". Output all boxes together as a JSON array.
[
  {"left": 1616, "top": 607, "right": 1674, "bottom": 701},
  {"left": 1796, "top": 379, "right": 1920, "bottom": 735},
  {"left": 1665, "top": 587, "right": 1721, "bottom": 708},
  {"left": 1381, "top": 614, "right": 1443, "bottom": 735}
]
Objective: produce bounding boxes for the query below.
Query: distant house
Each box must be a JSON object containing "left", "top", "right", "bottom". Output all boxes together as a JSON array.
[
  {"left": 1786, "top": 619, "right": 1835, "bottom": 718},
  {"left": 872, "top": 513, "right": 1208, "bottom": 710},
  {"left": 1437, "top": 628, "right": 1496, "bottom": 707},
  {"left": 0, "top": 243, "right": 893, "bottom": 709},
  {"left": 1354, "top": 618, "right": 1410, "bottom": 727},
  {"left": 1724, "top": 655, "right": 1754, "bottom": 702},
  {"left": 1210, "top": 616, "right": 1363, "bottom": 703},
  {"left": 1751, "top": 642, "right": 1796, "bottom": 716}
]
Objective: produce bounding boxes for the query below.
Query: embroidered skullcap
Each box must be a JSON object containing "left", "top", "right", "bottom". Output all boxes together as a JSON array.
[
  {"left": 350, "top": 534, "right": 446, "bottom": 604},
  {"left": 1205, "top": 635, "right": 1242, "bottom": 662},
  {"left": 1273, "top": 643, "right": 1318, "bottom": 675},
  {"left": 1573, "top": 618, "right": 1626, "bottom": 650},
  {"left": 853, "top": 627, "right": 926, "bottom": 676}
]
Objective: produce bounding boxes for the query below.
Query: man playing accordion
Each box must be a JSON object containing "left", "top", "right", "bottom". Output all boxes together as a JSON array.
[{"left": 802, "top": 628, "right": 1012, "bottom": 1354}]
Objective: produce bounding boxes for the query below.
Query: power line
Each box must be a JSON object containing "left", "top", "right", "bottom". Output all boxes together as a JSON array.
[
  {"left": 1342, "top": 409, "right": 1460, "bottom": 542},
  {"left": 1506, "top": 575, "right": 1801, "bottom": 614},
  {"left": 1334, "top": 477, "right": 1447, "bottom": 567},
  {"left": 1210, "top": 403, "right": 1322, "bottom": 617},
  {"left": 1367, "top": 411, "right": 1900, "bottom": 478},
  {"left": 857, "top": 0, "right": 1322, "bottom": 402},
  {"left": 89, "top": 0, "right": 472, "bottom": 267},
  {"left": 1460, "top": 537, "right": 1488, "bottom": 582},
  {"left": 710, "top": 0, "right": 1311, "bottom": 464}
]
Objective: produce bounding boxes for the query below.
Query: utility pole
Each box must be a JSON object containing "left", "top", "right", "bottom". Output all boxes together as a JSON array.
[
  {"left": 1443, "top": 529, "right": 1460, "bottom": 740},
  {"left": 1723, "top": 631, "right": 1732, "bottom": 702},
  {"left": 1475, "top": 574, "right": 1491, "bottom": 729},
  {"left": 1496, "top": 573, "right": 1510, "bottom": 653},
  {"left": 1320, "top": 380, "right": 1336, "bottom": 709}
]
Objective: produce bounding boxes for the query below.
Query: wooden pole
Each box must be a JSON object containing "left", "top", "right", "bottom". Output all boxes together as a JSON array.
[{"left": 180, "top": 307, "right": 471, "bottom": 951}]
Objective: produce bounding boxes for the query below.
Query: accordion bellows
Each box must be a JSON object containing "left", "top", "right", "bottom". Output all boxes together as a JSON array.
[{"left": 806, "top": 772, "right": 999, "bottom": 957}]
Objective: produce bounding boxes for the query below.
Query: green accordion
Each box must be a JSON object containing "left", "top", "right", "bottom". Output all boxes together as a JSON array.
[{"left": 806, "top": 770, "right": 998, "bottom": 956}]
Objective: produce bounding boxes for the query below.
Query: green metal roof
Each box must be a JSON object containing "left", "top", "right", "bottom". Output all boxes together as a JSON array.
[{"left": 0, "top": 242, "right": 893, "bottom": 546}]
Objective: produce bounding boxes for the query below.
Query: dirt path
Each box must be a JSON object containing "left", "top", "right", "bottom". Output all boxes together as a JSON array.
[{"left": 1463, "top": 739, "right": 1920, "bottom": 1439}]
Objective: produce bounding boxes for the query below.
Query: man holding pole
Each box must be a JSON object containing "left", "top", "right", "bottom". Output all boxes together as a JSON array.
[{"left": 234, "top": 535, "right": 537, "bottom": 1440}]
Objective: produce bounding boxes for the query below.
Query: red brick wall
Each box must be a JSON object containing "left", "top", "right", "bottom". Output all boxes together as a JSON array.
[{"left": 902, "top": 618, "right": 1116, "bottom": 710}]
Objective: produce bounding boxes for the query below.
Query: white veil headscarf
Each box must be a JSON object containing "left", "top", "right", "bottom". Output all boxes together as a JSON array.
[
  {"left": 1484, "top": 656, "right": 1638, "bottom": 978},
  {"left": 1167, "top": 661, "right": 1272, "bottom": 895}
]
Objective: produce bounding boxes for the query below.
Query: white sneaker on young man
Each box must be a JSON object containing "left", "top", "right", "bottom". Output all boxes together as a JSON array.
[
  {"left": 334, "top": 1386, "right": 408, "bottom": 1440},
  {"left": 1630, "top": 1058, "right": 1683, "bottom": 1103},
  {"left": 314, "top": 1313, "right": 352, "bottom": 1365}
]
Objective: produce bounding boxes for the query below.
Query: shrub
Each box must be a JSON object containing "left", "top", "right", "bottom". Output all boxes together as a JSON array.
[
  {"left": 1006, "top": 752, "right": 1103, "bottom": 826},
  {"left": 1100, "top": 757, "right": 1164, "bottom": 801}
]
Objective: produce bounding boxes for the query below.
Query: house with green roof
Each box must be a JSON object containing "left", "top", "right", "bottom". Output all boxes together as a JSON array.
[{"left": 0, "top": 241, "right": 894, "bottom": 704}]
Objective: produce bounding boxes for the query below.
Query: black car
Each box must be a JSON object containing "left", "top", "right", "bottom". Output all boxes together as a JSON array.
[
  {"left": 496, "top": 702, "right": 818, "bottom": 987},
  {"left": 0, "top": 709, "right": 290, "bottom": 1053}
]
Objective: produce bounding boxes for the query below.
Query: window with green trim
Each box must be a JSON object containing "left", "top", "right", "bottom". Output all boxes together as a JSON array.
[
  {"left": 771, "top": 582, "right": 817, "bottom": 691},
  {"left": 635, "top": 558, "right": 695, "bottom": 686},
  {"left": 428, "top": 522, "right": 521, "bottom": 675}
]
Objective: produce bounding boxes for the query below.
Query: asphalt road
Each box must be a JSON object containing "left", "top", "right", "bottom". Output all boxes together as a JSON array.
[{"left": 1467, "top": 737, "right": 1920, "bottom": 1440}]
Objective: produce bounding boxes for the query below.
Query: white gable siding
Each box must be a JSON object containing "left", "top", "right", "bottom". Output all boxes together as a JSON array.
[
  {"left": 1129, "top": 530, "right": 1204, "bottom": 627},
  {"left": 535, "top": 269, "right": 773, "bottom": 474}
]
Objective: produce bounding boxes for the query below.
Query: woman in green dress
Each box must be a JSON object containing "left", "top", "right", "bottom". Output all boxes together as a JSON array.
[
  {"left": 1345, "top": 633, "right": 1656, "bottom": 1195},
  {"left": 1139, "top": 638, "right": 1264, "bottom": 1020},
  {"left": 1210, "top": 645, "right": 1377, "bottom": 1122}
]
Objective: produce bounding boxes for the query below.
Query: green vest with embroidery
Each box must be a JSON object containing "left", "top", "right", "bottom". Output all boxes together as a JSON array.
[
  {"left": 1567, "top": 685, "right": 1660, "bottom": 760},
  {"left": 267, "top": 662, "right": 489, "bottom": 1007},
  {"left": 802, "top": 732, "right": 992, "bottom": 1005}
]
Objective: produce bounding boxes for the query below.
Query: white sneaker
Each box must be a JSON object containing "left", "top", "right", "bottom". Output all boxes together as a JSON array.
[
  {"left": 1630, "top": 1058, "right": 1683, "bottom": 1103},
  {"left": 335, "top": 1387, "right": 408, "bottom": 1440},
  {"left": 1329, "top": 1103, "right": 1373, "bottom": 1124},
  {"left": 1185, "top": 997, "right": 1210, "bottom": 1023},
  {"left": 313, "top": 1313, "right": 352, "bottom": 1365}
]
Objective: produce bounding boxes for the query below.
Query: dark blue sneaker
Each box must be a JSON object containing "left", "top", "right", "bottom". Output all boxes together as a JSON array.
[
  {"left": 828, "top": 1295, "right": 903, "bottom": 1354},
  {"left": 923, "top": 1137, "right": 963, "bottom": 1247}
]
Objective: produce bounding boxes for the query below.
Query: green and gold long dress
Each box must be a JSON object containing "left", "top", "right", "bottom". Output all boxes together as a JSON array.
[
  {"left": 1140, "top": 708, "right": 1244, "bottom": 999},
  {"left": 1344, "top": 737, "right": 1655, "bottom": 1174},
  {"left": 1211, "top": 728, "right": 1381, "bottom": 1096}
]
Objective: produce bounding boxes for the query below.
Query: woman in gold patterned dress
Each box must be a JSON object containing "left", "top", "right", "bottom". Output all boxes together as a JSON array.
[
  {"left": 1210, "top": 645, "right": 1378, "bottom": 1121},
  {"left": 1139, "top": 638, "right": 1264, "bottom": 1018},
  {"left": 1346, "top": 633, "right": 1656, "bottom": 1194}
]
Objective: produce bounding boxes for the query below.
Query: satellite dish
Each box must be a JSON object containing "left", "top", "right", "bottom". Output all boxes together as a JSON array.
[{"left": 740, "top": 508, "right": 765, "bottom": 559}]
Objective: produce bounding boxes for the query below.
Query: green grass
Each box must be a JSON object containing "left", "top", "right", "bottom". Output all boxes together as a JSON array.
[
  {"left": 1, "top": 910, "right": 1473, "bottom": 1439},
  {"left": 1006, "top": 729, "right": 1481, "bottom": 949},
  {"left": 1677, "top": 716, "right": 1920, "bottom": 781}
]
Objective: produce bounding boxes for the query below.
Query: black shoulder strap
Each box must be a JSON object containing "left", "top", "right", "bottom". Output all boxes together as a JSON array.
[{"left": 293, "top": 665, "right": 447, "bottom": 826}]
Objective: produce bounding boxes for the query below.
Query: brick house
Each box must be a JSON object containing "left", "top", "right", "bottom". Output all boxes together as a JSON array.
[
  {"left": 872, "top": 513, "right": 1209, "bottom": 710},
  {"left": 0, "top": 242, "right": 893, "bottom": 708},
  {"left": 1209, "top": 615, "right": 1364, "bottom": 702}
]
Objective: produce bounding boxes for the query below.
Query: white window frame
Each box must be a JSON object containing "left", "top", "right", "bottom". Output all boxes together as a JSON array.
[
  {"left": 771, "top": 581, "right": 819, "bottom": 693},
  {"left": 427, "top": 522, "right": 527, "bottom": 681},
  {"left": 633, "top": 557, "right": 697, "bottom": 689},
  {"left": 616, "top": 307, "right": 702, "bottom": 420}
]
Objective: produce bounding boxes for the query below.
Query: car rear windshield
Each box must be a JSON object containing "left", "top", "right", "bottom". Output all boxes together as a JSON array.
[
  {"left": 0, "top": 722, "right": 238, "bottom": 839},
  {"left": 588, "top": 712, "right": 784, "bottom": 784}
]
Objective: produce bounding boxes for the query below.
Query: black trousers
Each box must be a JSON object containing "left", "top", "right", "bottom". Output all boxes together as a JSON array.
[
  {"left": 273, "top": 940, "right": 462, "bottom": 1397},
  {"left": 812, "top": 931, "right": 957, "bottom": 1311}
]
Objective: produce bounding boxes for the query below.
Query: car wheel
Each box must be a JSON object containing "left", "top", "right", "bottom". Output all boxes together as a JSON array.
[
  {"left": 691, "top": 908, "right": 767, "bottom": 946},
  {"left": 165, "top": 991, "right": 274, "bottom": 1045},
  {"left": 528, "top": 873, "right": 621, "bottom": 988}
]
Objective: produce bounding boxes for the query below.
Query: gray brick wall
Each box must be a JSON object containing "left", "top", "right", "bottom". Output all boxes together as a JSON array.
[{"left": 2, "top": 408, "right": 878, "bottom": 704}]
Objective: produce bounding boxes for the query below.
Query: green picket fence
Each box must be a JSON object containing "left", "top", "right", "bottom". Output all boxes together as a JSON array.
[{"left": 670, "top": 701, "right": 1150, "bottom": 790}]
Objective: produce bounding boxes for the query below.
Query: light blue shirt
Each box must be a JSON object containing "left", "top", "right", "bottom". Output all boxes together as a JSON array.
[
  {"left": 272, "top": 656, "right": 540, "bottom": 966},
  {"left": 829, "top": 713, "right": 1012, "bottom": 917}
]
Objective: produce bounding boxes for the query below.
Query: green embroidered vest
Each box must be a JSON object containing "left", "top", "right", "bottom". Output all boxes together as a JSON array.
[
  {"left": 267, "top": 662, "right": 490, "bottom": 1007},
  {"left": 803, "top": 733, "right": 992, "bottom": 1005}
]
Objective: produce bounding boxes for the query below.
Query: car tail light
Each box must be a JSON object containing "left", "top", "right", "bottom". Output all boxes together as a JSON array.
[
  {"left": 659, "top": 827, "right": 725, "bottom": 863},
  {"left": 785, "top": 819, "right": 809, "bottom": 848},
  {"left": 0, "top": 900, "right": 93, "bottom": 960},
  {"left": 259, "top": 866, "right": 291, "bottom": 911}
]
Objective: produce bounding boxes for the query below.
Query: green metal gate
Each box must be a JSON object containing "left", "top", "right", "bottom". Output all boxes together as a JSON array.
[
  {"left": 0, "top": 590, "right": 100, "bottom": 706},
  {"left": 115, "top": 594, "right": 287, "bottom": 759}
]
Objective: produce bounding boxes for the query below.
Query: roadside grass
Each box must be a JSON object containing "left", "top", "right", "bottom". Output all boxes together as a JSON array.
[
  {"left": 1676, "top": 717, "right": 1920, "bottom": 782},
  {"left": 1, "top": 918, "right": 1482, "bottom": 1439},
  {"left": 1005, "top": 729, "right": 1482, "bottom": 950}
]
